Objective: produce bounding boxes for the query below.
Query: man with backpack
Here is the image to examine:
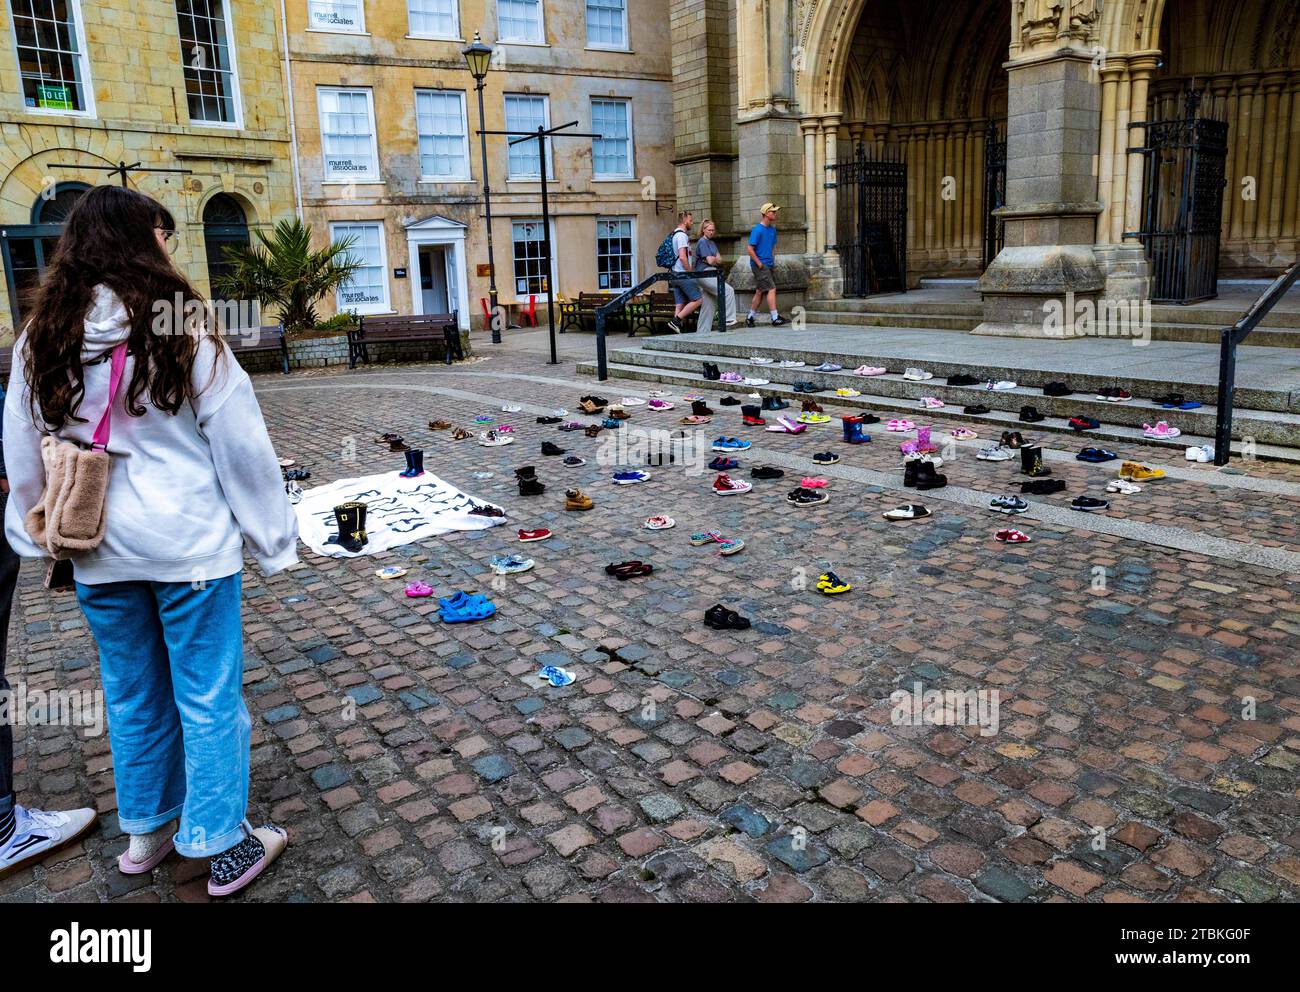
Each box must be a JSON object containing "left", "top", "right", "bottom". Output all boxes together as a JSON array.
[{"left": 656, "top": 211, "right": 702, "bottom": 334}]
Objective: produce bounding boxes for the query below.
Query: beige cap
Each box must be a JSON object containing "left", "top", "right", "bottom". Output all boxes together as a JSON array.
[{"left": 761, "top": 202, "right": 781, "bottom": 214}]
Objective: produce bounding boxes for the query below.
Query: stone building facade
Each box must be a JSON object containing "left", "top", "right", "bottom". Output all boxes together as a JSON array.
[
  {"left": 0, "top": 0, "right": 297, "bottom": 341},
  {"left": 286, "top": 0, "right": 676, "bottom": 330},
  {"left": 672, "top": 0, "right": 1300, "bottom": 335}
]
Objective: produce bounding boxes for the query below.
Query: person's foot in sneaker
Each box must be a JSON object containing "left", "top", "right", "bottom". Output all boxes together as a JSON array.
[
  {"left": 666, "top": 319, "right": 683, "bottom": 334},
  {"left": 0, "top": 804, "right": 97, "bottom": 880},
  {"left": 770, "top": 314, "right": 786, "bottom": 326},
  {"left": 745, "top": 313, "right": 756, "bottom": 328}
]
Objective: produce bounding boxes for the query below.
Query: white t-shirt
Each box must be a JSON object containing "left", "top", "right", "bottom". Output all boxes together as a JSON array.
[
  {"left": 671, "top": 229, "right": 693, "bottom": 273},
  {"left": 4, "top": 285, "right": 300, "bottom": 584}
]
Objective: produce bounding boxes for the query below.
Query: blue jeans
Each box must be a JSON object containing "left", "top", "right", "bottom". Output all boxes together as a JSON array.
[
  {"left": 76, "top": 573, "right": 250, "bottom": 858},
  {"left": 0, "top": 512, "right": 19, "bottom": 818}
]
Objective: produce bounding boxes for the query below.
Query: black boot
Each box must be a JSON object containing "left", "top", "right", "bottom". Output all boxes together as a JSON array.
[
  {"left": 904, "top": 460, "right": 920, "bottom": 488},
  {"left": 399, "top": 448, "right": 425, "bottom": 478},
  {"left": 330, "top": 502, "right": 368, "bottom": 553},
  {"left": 692, "top": 399, "right": 714, "bottom": 417},
  {"left": 761, "top": 396, "right": 788, "bottom": 411},
  {"left": 515, "top": 466, "right": 537, "bottom": 481},
  {"left": 915, "top": 462, "right": 948, "bottom": 490},
  {"left": 702, "top": 362, "right": 720, "bottom": 381},
  {"left": 741, "top": 405, "right": 765, "bottom": 425},
  {"left": 519, "top": 476, "right": 545, "bottom": 496},
  {"left": 1020, "top": 444, "right": 1050, "bottom": 477}
]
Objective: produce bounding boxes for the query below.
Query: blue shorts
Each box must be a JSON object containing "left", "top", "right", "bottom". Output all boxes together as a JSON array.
[{"left": 671, "top": 276, "right": 702, "bottom": 305}]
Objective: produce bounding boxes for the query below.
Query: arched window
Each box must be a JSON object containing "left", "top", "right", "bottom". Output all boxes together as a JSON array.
[
  {"left": 202, "top": 193, "right": 250, "bottom": 305},
  {"left": 3, "top": 182, "right": 91, "bottom": 329}
]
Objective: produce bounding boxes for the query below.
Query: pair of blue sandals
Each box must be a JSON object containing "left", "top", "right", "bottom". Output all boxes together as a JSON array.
[{"left": 439, "top": 591, "right": 496, "bottom": 623}]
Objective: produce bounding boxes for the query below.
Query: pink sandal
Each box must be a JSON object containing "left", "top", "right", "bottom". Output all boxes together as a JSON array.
[
  {"left": 405, "top": 581, "right": 434, "bottom": 598},
  {"left": 117, "top": 837, "right": 175, "bottom": 875},
  {"left": 887, "top": 419, "right": 915, "bottom": 432},
  {"left": 800, "top": 477, "right": 828, "bottom": 488}
]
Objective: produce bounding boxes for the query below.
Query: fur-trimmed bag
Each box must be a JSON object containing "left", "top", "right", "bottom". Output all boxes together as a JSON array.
[{"left": 24, "top": 343, "right": 127, "bottom": 560}]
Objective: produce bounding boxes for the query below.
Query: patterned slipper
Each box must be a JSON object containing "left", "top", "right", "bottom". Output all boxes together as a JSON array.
[{"left": 207, "top": 825, "right": 287, "bottom": 898}]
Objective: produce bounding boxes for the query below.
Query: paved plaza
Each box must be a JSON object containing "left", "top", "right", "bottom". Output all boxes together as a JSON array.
[{"left": 3, "top": 329, "right": 1299, "bottom": 904}]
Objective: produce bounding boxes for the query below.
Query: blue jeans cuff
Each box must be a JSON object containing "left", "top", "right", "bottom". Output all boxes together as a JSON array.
[
  {"left": 174, "top": 816, "right": 250, "bottom": 859},
  {"left": 117, "top": 802, "right": 185, "bottom": 837},
  {"left": 0, "top": 792, "right": 14, "bottom": 817}
]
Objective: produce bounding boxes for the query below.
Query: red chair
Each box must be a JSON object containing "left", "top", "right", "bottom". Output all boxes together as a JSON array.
[{"left": 520, "top": 295, "right": 538, "bottom": 327}]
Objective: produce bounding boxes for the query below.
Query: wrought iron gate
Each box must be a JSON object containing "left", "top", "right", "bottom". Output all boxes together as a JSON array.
[
  {"left": 983, "top": 120, "right": 1006, "bottom": 269},
  {"left": 830, "top": 144, "right": 907, "bottom": 297},
  {"left": 1129, "top": 90, "right": 1229, "bottom": 304}
]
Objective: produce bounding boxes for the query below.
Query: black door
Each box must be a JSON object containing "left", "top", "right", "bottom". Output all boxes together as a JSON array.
[
  {"left": 983, "top": 120, "right": 1007, "bottom": 270},
  {"left": 203, "top": 193, "right": 250, "bottom": 315},
  {"left": 1131, "top": 91, "right": 1229, "bottom": 304},
  {"left": 831, "top": 144, "right": 908, "bottom": 297}
]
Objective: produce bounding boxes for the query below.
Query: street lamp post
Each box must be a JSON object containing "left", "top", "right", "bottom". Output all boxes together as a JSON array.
[{"left": 463, "top": 32, "right": 501, "bottom": 344}]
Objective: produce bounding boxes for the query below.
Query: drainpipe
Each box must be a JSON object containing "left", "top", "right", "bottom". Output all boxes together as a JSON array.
[{"left": 279, "top": 0, "right": 304, "bottom": 220}]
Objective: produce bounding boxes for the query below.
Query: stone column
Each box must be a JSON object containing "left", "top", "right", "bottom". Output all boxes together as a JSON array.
[
  {"left": 975, "top": 47, "right": 1105, "bottom": 337},
  {"left": 1094, "top": 53, "right": 1156, "bottom": 302},
  {"left": 732, "top": 0, "right": 815, "bottom": 302},
  {"left": 822, "top": 113, "right": 841, "bottom": 255},
  {"left": 801, "top": 118, "right": 819, "bottom": 254}
]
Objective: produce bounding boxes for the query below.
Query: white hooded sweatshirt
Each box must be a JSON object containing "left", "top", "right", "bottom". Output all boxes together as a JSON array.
[{"left": 3, "top": 285, "right": 299, "bottom": 584}]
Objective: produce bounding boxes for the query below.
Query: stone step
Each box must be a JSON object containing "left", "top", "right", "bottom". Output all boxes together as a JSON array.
[
  {"left": 576, "top": 358, "right": 1300, "bottom": 463},
  {"left": 799, "top": 311, "right": 1300, "bottom": 347},
  {"left": 634, "top": 334, "right": 1299, "bottom": 414}
]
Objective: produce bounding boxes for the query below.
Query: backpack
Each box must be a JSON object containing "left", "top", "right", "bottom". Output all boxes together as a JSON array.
[{"left": 655, "top": 231, "right": 679, "bottom": 269}]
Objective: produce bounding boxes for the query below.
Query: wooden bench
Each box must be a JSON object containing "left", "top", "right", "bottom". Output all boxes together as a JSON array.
[
  {"left": 630, "top": 292, "right": 697, "bottom": 336},
  {"left": 348, "top": 312, "right": 461, "bottom": 369},
  {"left": 221, "top": 323, "right": 290, "bottom": 374},
  {"left": 559, "top": 292, "right": 632, "bottom": 334}
]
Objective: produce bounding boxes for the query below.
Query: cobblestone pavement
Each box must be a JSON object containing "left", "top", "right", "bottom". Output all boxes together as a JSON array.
[{"left": 3, "top": 334, "right": 1299, "bottom": 903}]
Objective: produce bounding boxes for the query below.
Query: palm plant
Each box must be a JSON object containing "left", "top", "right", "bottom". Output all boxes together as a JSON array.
[{"left": 214, "top": 219, "right": 363, "bottom": 335}]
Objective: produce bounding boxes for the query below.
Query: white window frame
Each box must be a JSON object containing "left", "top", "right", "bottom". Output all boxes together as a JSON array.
[
  {"left": 8, "top": 0, "right": 96, "bottom": 118},
  {"left": 307, "top": 0, "right": 365, "bottom": 34},
  {"left": 175, "top": 0, "right": 244, "bottom": 128},
  {"left": 595, "top": 216, "right": 636, "bottom": 291},
  {"left": 414, "top": 88, "right": 471, "bottom": 182},
  {"left": 590, "top": 97, "right": 633, "bottom": 180},
  {"left": 509, "top": 218, "right": 558, "bottom": 302},
  {"left": 585, "top": 0, "right": 627, "bottom": 51},
  {"left": 504, "top": 93, "right": 552, "bottom": 181},
  {"left": 332, "top": 221, "right": 391, "bottom": 315},
  {"left": 496, "top": 0, "right": 544, "bottom": 45},
  {"left": 406, "top": 0, "right": 459, "bottom": 40},
  {"left": 317, "top": 86, "right": 381, "bottom": 183}
]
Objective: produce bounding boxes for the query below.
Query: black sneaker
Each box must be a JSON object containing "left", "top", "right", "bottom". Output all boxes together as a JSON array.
[
  {"left": 719, "top": 395, "right": 742, "bottom": 406},
  {"left": 1021, "top": 479, "right": 1066, "bottom": 495},
  {"left": 541, "top": 441, "right": 565, "bottom": 456},
  {"left": 947, "top": 374, "right": 980, "bottom": 386},
  {"left": 751, "top": 466, "right": 785, "bottom": 479},
  {"left": 965, "top": 404, "right": 991, "bottom": 415},
  {"left": 745, "top": 314, "right": 756, "bottom": 327},
  {"left": 536, "top": 416, "right": 562, "bottom": 424},
  {"left": 666, "top": 319, "right": 683, "bottom": 334},
  {"left": 1071, "top": 496, "right": 1110, "bottom": 512},
  {"left": 770, "top": 315, "right": 787, "bottom": 326},
  {"left": 787, "top": 487, "right": 829, "bottom": 506},
  {"left": 858, "top": 413, "right": 880, "bottom": 424}
]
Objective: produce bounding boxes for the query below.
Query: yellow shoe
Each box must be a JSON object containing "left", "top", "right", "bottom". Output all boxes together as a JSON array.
[
  {"left": 816, "top": 571, "right": 852, "bottom": 595},
  {"left": 1120, "top": 461, "right": 1165, "bottom": 481},
  {"left": 835, "top": 388, "right": 861, "bottom": 397},
  {"left": 798, "top": 412, "right": 831, "bottom": 425}
]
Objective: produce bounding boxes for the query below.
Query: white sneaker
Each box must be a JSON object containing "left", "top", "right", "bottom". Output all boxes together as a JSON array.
[
  {"left": 750, "top": 356, "right": 774, "bottom": 365},
  {"left": 1185, "top": 444, "right": 1213, "bottom": 462},
  {"left": 902, "top": 367, "right": 933, "bottom": 381},
  {"left": 987, "top": 380, "right": 1018, "bottom": 391},
  {"left": 501, "top": 404, "right": 522, "bottom": 413},
  {"left": 977, "top": 445, "right": 1012, "bottom": 461},
  {"left": 743, "top": 377, "right": 770, "bottom": 386},
  {"left": 1107, "top": 478, "right": 1142, "bottom": 495},
  {"left": 620, "top": 397, "right": 646, "bottom": 407},
  {"left": 0, "top": 805, "right": 97, "bottom": 880},
  {"left": 778, "top": 360, "right": 806, "bottom": 368},
  {"left": 918, "top": 396, "right": 945, "bottom": 409},
  {"left": 285, "top": 481, "right": 303, "bottom": 505}
]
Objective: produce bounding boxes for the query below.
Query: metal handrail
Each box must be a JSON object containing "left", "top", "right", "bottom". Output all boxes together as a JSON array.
[
  {"left": 1214, "top": 259, "right": 1300, "bottom": 465},
  {"left": 593, "top": 268, "right": 726, "bottom": 381}
]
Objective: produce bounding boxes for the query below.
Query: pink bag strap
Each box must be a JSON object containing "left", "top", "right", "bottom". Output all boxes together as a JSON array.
[{"left": 90, "top": 343, "right": 128, "bottom": 450}]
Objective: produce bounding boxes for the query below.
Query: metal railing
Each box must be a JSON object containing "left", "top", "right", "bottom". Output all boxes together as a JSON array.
[
  {"left": 593, "top": 268, "right": 726, "bottom": 381},
  {"left": 1214, "top": 259, "right": 1299, "bottom": 465}
]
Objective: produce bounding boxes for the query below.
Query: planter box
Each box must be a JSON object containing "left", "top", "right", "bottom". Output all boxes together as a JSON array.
[{"left": 229, "top": 330, "right": 472, "bottom": 374}]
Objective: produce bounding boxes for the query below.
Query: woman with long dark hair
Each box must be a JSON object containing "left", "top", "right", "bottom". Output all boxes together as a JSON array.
[{"left": 2, "top": 185, "right": 299, "bottom": 896}]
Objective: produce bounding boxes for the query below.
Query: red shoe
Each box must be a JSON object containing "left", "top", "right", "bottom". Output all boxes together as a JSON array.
[
  {"left": 518, "top": 528, "right": 552, "bottom": 542},
  {"left": 995, "top": 528, "right": 1031, "bottom": 543},
  {"left": 712, "top": 473, "right": 753, "bottom": 496},
  {"left": 742, "top": 414, "right": 766, "bottom": 426}
]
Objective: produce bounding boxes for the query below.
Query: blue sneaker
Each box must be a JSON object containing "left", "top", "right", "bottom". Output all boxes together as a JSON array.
[
  {"left": 601, "top": 417, "right": 622, "bottom": 429},
  {"left": 711, "top": 437, "right": 751, "bottom": 452},
  {"left": 612, "top": 470, "right": 651, "bottom": 485},
  {"left": 708, "top": 456, "right": 738, "bottom": 471},
  {"left": 490, "top": 554, "right": 535, "bottom": 574}
]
